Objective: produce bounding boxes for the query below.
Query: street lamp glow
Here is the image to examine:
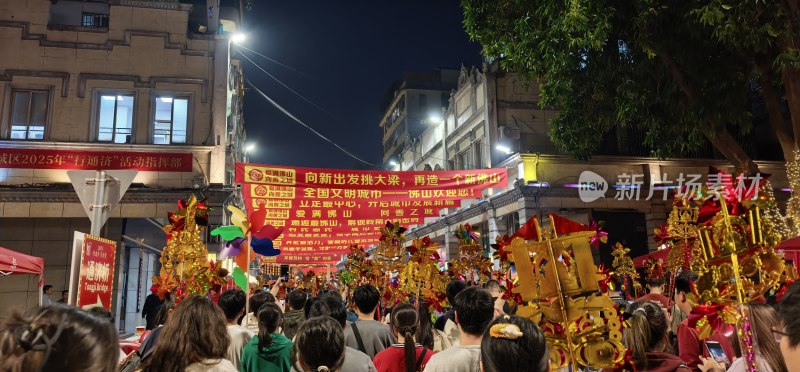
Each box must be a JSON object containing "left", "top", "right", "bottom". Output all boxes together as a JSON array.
[
  {"left": 231, "top": 33, "right": 247, "bottom": 44},
  {"left": 496, "top": 144, "right": 512, "bottom": 155},
  {"left": 388, "top": 160, "right": 398, "bottom": 167},
  {"left": 244, "top": 143, "right": 256, "bottom": 153},
  {"left": 428, "top": 114, "right": 443, "bottom": 124}
]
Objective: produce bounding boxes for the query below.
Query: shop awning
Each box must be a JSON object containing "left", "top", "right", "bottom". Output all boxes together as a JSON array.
[{"left": 0, "top": 246, "right": 44, "bottom": 277}]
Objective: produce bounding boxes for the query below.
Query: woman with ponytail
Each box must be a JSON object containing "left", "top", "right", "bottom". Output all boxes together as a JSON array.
[
  {"left": 373, "top": 303, "right": 434, "bottom": 372},
  {"left": 241, "top": 302, "right": 293, "bottom": 372},
  {"left": 294, "top": 316, "right": 346, "bottom": 372},
  {"left": 615, "top": 301, "right": 691, "bottom": 372}
]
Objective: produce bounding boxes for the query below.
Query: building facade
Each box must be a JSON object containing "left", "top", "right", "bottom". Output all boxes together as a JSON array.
[
  {"left": 0, "top": 0, "right": 247, "bottom": 333},
  {"left": 380, "top": 69, "right": 459, "bottom": 168},
  {"left": 401, "top": 64, "right": 788, "bottom": 266}
]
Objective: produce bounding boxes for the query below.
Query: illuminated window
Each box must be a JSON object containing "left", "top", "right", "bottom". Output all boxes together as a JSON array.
[
  {"left": 9, "top": 89, "right": 48, "bottom": 140},
  {"left": 97, "top": 94, "right": 134, "bottom": 143},
  {"left": 153, "top": 95, "right": 189, "bottom": 144}
]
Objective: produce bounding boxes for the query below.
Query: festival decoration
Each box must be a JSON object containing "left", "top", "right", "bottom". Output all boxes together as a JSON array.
[
  {"left": 372, "top": 221, "right": 409, "bottom": 304},
  {"left": 504, "top": 214, "right": 624, "bottom": 369},
  {"left": 448, "top": 224, "right": 492, "bottom": 284},
  {"left": 611, "top": 243, "right": 641, "bottom": 293},
  {"left": 644, "top": 257, "right": 665, "bottom": 285},
  {"left": 153, "top": 195, "right": 228, "bottom": 303},
  {"left": 658, "top": 167, "right": 796, "bottom": 372},
  {"left": 400, "top": 236, "right": 448, "bottom": 312}
]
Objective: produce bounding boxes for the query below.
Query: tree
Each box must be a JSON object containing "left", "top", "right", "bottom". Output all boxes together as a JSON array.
[
  {"left": 693, "top": 0, "right": 800, "bottom": 161},
  {"left": 462, "top": 0, "right": 799, "bottom": 172}
]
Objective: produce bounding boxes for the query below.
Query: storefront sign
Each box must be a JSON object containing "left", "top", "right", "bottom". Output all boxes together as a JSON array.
[
  {"left": 76, "top": 234, "right": 117, "bottom": 310},
  {"left": 0, "top": 148, "right": 193, "bottom": 172}
]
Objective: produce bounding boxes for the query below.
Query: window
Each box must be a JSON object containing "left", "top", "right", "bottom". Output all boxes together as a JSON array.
[
  {"left": 97, "top": 94, "right": 134, "bottom": 143},
  {"left": 10, "top": 90, "right": 48, "bottom": 140},
  {"left": 457, "top": 149, "right": 473, "bottom": 170},
  {"left": 82, "top": 13, "right": 109, "bottom": 28},
  {"left": 153, "top": 95, "right": 189, "bottom": 144},
  {"left": 474, "top": 141, "right": 482, "bottom": 168}
]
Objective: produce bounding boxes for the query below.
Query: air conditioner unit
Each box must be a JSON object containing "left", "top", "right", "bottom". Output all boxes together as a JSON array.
[{"left": 498, "top": 126, "right": 521, "bottom": 141}]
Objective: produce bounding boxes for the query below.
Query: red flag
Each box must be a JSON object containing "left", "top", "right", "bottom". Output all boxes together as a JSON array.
[
  {"left": 511, "top": 216, "right": 540, "bottom": 241},
  {"left": 548, "top": 213, "right": 594, "bottom": 236}
]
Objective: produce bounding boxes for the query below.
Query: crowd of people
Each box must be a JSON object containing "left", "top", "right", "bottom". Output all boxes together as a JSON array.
[{"left": 2, "top": 271, "right": 800, "bottom": 372}]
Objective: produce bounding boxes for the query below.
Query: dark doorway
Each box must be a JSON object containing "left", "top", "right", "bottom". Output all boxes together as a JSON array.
[{"left": 591, "top": 211, "right": 649, "bottom": 269}]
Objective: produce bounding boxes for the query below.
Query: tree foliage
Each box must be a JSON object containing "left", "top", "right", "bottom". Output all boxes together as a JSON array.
[{"left": 462, "top": 0, "right": 800, "bottom": 171}]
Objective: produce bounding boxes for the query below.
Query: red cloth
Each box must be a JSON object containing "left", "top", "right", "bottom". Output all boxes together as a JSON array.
[
  {"left": 511, "top": 217, "right": 539, "bottom": 241},
  {"left": 638, "top": 293, "right": 673, "bottom": 311},
  {"left": 548, "top": 213, "right": 594, "bottom": 235},
  {"left": 373, "top": 345, "right": 433, "bottom": 372},
  {"left": 0, "top": 246, "right": 44, "bottom": 281},
  {"left": 602, "top": 351, "right": 691, "bottom": 372},
  {"left": 119, "top": 341, "right": 140, "bottom": 356},
  {"left": 677, "top": 318, "right": 736, "bottom": 372}
]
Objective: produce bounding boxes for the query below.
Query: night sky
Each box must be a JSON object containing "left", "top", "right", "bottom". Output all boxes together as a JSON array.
[{"left": 240, "top": 0, "right": 482, "bottom": 169}]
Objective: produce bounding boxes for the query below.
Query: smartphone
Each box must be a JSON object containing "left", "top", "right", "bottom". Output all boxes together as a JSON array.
[
  {"left": 279, "top": 299, "right": 285, "bottom": 307},
  {"left": 704, "top": 341, "right": 729, "bottom": 365}
]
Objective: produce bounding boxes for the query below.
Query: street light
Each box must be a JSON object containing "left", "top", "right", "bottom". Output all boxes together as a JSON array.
[
  {"left": 388, "top": 160, "right": 398, "bottom": 168},
  {"left": 496, "top": 144, "right": 512, "bottom": 155},
  {"left": 427, "top": 114, "right": 443, "bottom": 124},
  {"left": 245, "top": 143, "right": 256, "bottom": 154},
  {"left": 231, "top": 33, "right": 247, "bottom": 44}
]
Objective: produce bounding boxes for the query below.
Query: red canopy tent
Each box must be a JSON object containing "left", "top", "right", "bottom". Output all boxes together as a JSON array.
[
  {"left": 0, "top": 246, "right": 44, "bottom": 277},
  {"left": 0, "top": 246, "right": 45, "bottom": 305}
]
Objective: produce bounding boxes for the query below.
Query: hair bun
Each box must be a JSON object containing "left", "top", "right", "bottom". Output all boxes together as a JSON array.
[{"left": 317, "top": 366, "right": 330, "bottom": 372}]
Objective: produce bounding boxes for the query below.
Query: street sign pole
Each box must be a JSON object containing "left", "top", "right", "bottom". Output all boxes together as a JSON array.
[
  {"left": 90, "top": 170, "right": 107, "bottom": 236},
  {"left": 68, "top": 170, "right": 137, "bottom": 237}
]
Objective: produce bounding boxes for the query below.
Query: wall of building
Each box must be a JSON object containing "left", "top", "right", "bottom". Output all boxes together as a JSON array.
[
  {"left": 0, "top": 0, "right": 245, "bottom": 193},
  {"left": 0, "top": 217, "right": 122, "bottom": 322}
]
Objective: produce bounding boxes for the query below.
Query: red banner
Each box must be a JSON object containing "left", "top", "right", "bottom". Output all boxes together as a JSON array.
[
  {"left": 249, "top": 184, "right": 483, "bottom": 202},
  {"left": 236, "top": 163, "right": 509, "bottom": 264},
  {"left": 236, "top": 163, "right": 508, "bottom": 191},
  {"left": 0, "top": 148, "right": 193, "bottom": 172},
  {"left": 76, "top": 235, "right": 117, "bottom": 310}
]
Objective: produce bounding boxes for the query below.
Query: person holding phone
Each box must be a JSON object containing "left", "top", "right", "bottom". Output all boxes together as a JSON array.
[
  {"left": 698, "top": 303, "right": 787, "bottom": 372},
  {"left": 674, "top": 271, "right": 736, "bottom": 371}
]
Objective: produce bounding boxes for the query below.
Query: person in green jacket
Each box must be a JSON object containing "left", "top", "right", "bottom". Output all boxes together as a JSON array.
[{"left": 240, "top": 302, "right": 293, "bottom": 372}]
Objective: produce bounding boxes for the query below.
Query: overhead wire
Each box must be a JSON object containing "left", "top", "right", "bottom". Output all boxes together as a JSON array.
[
  {"left": 236, "top": 49, "right": 339, "bottom": 118},
  {"left": 245, "top": 79, "right": 382, "bottom": 169},
  {"left": 235, "top": 44, "right": 312, "bottom": 79}
]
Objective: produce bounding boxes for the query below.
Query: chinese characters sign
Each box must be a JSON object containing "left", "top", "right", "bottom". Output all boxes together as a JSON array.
[
  {"left": 236, "top": 163, "right": 509, "bottom": 264},
  {"left": 0, "top": 148, "right": 192, "bottom": 172},
  {"left": 237, "top": 163, "right": 507, "bottom": 190},
  {"left": 76, "top": 235, "right": 117, "bottom": 310}
]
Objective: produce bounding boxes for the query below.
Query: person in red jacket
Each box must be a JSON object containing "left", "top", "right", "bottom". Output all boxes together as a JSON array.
[
  {"left": 373, "top": 303, "right": 433, "bottom": 372},
  {"left": 674, "top": 271, "right": 735, "bottom": 371}
]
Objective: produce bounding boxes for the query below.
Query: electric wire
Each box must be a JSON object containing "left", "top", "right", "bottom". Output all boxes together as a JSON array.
[
  {"left": 237, "top": 49, "right": 339, "bottom": 118},
  {"left": 237, "top": 47, "right": 450, "bottom": 166},
  {"left": 235, "top": 44, "right": 312, "bottom": 78},
  {"left": 245, "top": 79, "right": 382, "bottom": 169}
]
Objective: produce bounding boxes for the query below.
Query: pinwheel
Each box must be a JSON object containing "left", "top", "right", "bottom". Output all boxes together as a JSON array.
[{"left": 211, "top": 205, "right": 284, "bottom": 272}]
